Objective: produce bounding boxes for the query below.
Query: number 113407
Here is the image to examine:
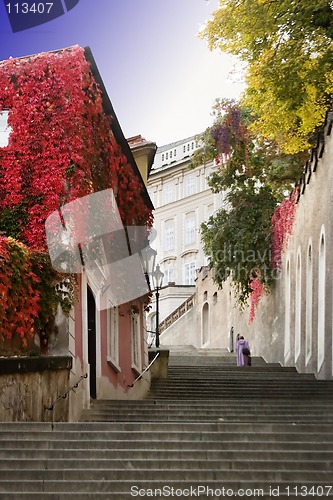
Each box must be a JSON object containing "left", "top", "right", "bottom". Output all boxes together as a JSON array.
[{"left": 6, "top": 3, "right": 54, "bottom": 14}]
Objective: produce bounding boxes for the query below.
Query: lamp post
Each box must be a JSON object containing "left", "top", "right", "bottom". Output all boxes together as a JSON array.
[
  {"left": 140, "top": 241, "right": 164, "bottom": 348},
  {"left": 140, "top": 240, "right": 157, "bottom": 287},
  {"left": 151, "top": 264, "right": 164, "bottom": 348}
]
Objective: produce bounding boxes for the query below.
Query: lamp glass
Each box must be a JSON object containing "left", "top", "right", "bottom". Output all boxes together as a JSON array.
[
  {"left": 152, "top": 264, "right": 164, "bottom": 289},
  {"left": 141, "top": 242, "right": 157, "bottom": 276}
]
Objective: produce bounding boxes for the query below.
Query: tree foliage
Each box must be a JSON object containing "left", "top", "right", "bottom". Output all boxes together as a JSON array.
[
  {"left": 196, "top": 100, "right": 298, "bottom": 306},
  {"left": 199, "top": 0, "right": 333, "bottom": 153},
  {"left": 0, "top": 46, "right": 153, "bottom": 351}
]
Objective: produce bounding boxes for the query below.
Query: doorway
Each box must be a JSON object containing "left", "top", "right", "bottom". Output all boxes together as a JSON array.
[
  {"left": 87, "top": 286, "right": 97, "bottom": 399},
  {"left": 202, "top": 303, "right": 210, "bottom": 346}
]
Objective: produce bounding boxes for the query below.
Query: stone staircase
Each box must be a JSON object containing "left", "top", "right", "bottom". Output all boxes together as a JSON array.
[{"left": 0, "top": 346, "right": 333, "bottom": 498}]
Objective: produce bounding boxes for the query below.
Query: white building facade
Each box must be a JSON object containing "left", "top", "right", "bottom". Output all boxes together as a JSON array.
[{"left": 147, "top": 135, "right": 223, "bottom": 330}]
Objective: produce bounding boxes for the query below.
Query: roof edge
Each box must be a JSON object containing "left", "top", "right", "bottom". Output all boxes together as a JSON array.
[{"left": 84, "top": 46, "right": 154, "bottom": 212}]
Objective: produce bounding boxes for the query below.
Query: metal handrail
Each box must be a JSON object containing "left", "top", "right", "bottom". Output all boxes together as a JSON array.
[
  {"left": 44, "top": 373, "right": 88, "bottom": 411},
  {"left": 128, "top": 352, "right": 160, "bottom": 387}
]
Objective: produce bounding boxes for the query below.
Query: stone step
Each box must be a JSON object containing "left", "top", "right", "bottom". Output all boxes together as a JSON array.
[
  {"left": 1, "top": 493, "right": 333, "bottom": 500},
  {"left": 86, "top": 404, "right": 333, "bottom": 413},
  {"left": 1, "top": 456, "right": 332, "bottom": 472},
  {"left": 80, "top": 414, "right": 333, "bottom": 423},
  {"left": 146, "top": 392, "right": 332, "bottom": 400},
  {"left": 0, "top": 468, "right": 331, "bottom": 485},
  {"left": 1, "top": 477, "right": 333, "bottom": 493},
  {"left": 1, "top": 421, "right": 332, "bottom": 433},
  {"left": 89, "top": 399, "right": 333, "bottom": 408},
  {"left": 0, "top": 438, "right": 331, "bottom": 451},
  {"left": 80, "top": 409, "right": 333, "bottom": 418},
  {"left": 151, "top": 377, "right": 332, "bottom": 384},
  {"left": 80, "top": 406, "right": 333, "bottom": 422},
  {"left": 1, "top": 448, "right": 332, "bottom": 461},
  {"left": 83, "top": 402, "right": 333, "bottom": 411}
]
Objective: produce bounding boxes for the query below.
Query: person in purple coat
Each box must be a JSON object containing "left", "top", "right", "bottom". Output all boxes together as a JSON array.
[{"left": 236, "top": 336, "right": 251, "bottom": 366}]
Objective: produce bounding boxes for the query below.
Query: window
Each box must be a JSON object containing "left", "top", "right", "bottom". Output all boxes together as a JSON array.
[
  {"left": 284, "top": 259, "right": 291, "bottom": 361},
  {"left": 164, "top": 267, "right": 175, "bottom": 285},
  {"left": 306, "top": 243, "right": 313, "bottom": 364},
  {"left": 185, "top": 175, "right": 195, "bottom": 196},
  {"left": 162, "top": 154, "right": 165, "bottom": 162},
  {"left": 165, "top": 222, "right": 175, "bottom": 251},
  {"left": 318, "top": 231, "right": 326, "bottom": 371},
  {"left": 174, "top": 149, "right": 177, "bottom": 157},
  {"left": 191, "top": 141, "right": 195, "bottom": 149},
  {"left": 166, "top": 152, "right": 168, "bottom": 160},
  {"left": 0, "top": 110, "right": 11, "bottom": 147},
  {"left": 170, "top": 150, "right": 172, "bottom": 158},
  {"left": 107, "top": 305, "right": 119, "bottom": 370},
  {"left": 295, "top": 253, "right": 302, "bottom": 362},
  {"left": 187, "top": 144, "right": 190, "bottom": 151},
  {"left": 185, "top": 216, "right": 196, "bottom": 245},
  {"left": 183, "top": 145, "right": 186, "bottom": 153},
  {"left": 184, "top": 261, "right": 196, "bottom": 285},
  {"left": 164, "top": 183, "right": 175, "bottom": 204},
  {"left": 131, "top": 309, "right": 142, "bottom": 372}
]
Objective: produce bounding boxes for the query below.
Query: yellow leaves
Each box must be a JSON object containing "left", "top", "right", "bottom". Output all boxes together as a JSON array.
[
  {"left": 200, "top": 0, "right": 333, "bottom": 154},
  {"left": 325, "top": 69, "right": 333, "bottom": 94}
]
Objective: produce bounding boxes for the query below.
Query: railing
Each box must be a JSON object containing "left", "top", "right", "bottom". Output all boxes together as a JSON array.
[
  {"left": 159, "top": 294, "right": 195, "bottom": 333},
  {"left": 128, "top": 352, "right": 160, "bottom": 387},
  {"left": 44, "top": 373, "right": 88, "bottom": 412}
]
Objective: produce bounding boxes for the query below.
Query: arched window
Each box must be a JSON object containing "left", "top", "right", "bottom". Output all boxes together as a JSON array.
[
  {"left": 284, "top": 259, "right": 291, "bottom": 361},
  {"left": 202, "top": 302, "right": 210, "bottom": 346},
  {"left": 305, "top": 243, "right": 313, "bottom": 365},
  {"left": 318, "top": 231, "right": 326, "bottom": 371},
  {"left": 295, "top": 252, "right": 302, "bottom": 362}
]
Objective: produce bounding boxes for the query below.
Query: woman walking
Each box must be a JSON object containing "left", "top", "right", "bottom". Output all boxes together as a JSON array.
[{"left": 236, "top": 335, "right": 251, "bottom": 366}]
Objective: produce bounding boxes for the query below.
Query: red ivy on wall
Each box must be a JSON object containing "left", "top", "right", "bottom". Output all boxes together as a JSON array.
[
  {"left": 0, "top": 237, "right": 40, "bottom": 349},
  {"left": 0, "top": 45, "right": 153, "bottom": 250},
  {"left": 271, "top": 189, "right": 297, "bottom": 270},
  {"left": 248, "top": 190, "right": 297, "bottom": 323},
  {"left": 248, "top": 273, "right": 264, "bottom": 324},
  {"left": 0, "top": 46, "right": 153, "bottom": 347}
]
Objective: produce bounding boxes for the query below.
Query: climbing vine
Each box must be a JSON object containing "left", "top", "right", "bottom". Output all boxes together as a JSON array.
[
  {"left": 0, "top": 46, "right": 152, "bottom": 350},
  {"left": 0, "top": 45, "right": 152, "bottom": 248},
  {"left": 0, "top": 237, "right": 40, "bottom": 350},
  {"left": 197, "top": 99, "right": 300, "bottom": 318},
  {"left": 271, "top": 190, "right": 298, "bottom": 271}
]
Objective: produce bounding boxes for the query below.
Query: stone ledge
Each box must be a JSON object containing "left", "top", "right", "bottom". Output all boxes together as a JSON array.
[
  {"left": 0, "top": 356, "right": 72, "bottom": 375},
  {"left": 149, "top": 349, "right": 169, "bottom": 379}
]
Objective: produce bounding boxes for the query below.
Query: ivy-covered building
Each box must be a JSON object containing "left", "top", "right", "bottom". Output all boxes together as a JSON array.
[{"left": 0, "top": 46, "right": 156, "bottom": 420}]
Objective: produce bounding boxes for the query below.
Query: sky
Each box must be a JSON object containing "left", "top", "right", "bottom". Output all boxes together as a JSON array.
[{"left": 0, "top": 0, "right": 245, "bottom": 147}]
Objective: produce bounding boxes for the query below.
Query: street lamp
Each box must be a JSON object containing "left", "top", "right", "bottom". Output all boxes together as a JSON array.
[
  {"left": 140, "top": 240, "right": 157, "bottom": 287},
  {"left": 151, "top": 263, "right": 164, "bottom": 348},
  {"left": 140, "top": 241, "right": 164, "bottom": 348}
]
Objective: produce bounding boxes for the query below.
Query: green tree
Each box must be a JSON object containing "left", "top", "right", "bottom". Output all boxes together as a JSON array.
[
  {"left": 196, "top": 100, "right": 301, "bottom": 305},
  {"left": 199, "top": 0, "right": 333, "bottom": 153}
]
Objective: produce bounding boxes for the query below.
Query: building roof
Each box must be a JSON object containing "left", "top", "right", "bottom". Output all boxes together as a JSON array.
[{"left": 156, "top": 134, "right": 201, "bottom": 153}]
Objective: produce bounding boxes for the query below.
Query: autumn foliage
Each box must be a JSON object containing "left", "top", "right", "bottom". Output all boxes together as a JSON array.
[
  {"left": 271, "top": 190, "right": 297, "bottom": 271},
  {"left": 0, "top": 237, "right": 40, "bottom": 349},
  {"left": 0, "top": 46, "right": 153, "bottom": 350}
]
